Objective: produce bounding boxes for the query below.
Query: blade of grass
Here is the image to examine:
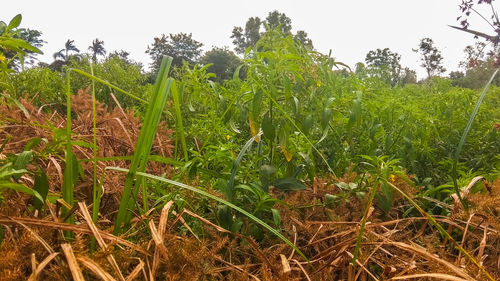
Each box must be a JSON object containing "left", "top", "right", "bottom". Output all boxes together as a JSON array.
[
  {"left": 80, "top": 155, "right": 225, "bottom": 179},
  {"left": 113, "top": 56, "right": 173, "bottom": 234},
  {"left": 452, "top": 67, "right": 499, "bottom": 210},
  {"left": 70, "top": 68, "right": 148, "bottom": 105},
  {"left": 106, "top": 166, "right": 309, "bottom": 264}
]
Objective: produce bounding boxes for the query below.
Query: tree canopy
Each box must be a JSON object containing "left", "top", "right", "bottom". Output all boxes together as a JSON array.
[
  {"left": 199, "top": 47, "right": 241, "bottom": 82},
  {"left": 146, "top": 32, "right": 203, "bottom": 74},
  {"left": 413, "top": 38, "right": 446, "bottom": 79},
  {"left": 231, "top": 10, "right": 313, "bottom": 54}
]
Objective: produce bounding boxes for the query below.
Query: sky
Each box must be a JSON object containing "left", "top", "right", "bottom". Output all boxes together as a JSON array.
[{"left": 1, "top": 0, "right": 497, "bottom": 79}]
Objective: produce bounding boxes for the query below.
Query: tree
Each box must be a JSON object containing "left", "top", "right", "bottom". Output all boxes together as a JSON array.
[
  {"left": 400, "top": 67, "right": 417, "bottom": 85},
  {"left": 88, "top": 38, "right": 106, "bottom": 63},
  {"left": 413, "top": 38, "right": 446, "bottom": 79},
  {"left": 365, "top": 48, "right": 402, "bottom": 86},
  {"left": 294, "top": 30, "right": 313, "bottom": 49},
  {"left": 231, "top": 10, "right": 313, "bottom": 54},
  {"left": 53, "top": 39, "right": 80, "bottom": 62},
  {"left": 146, "top": 33, "right": 203, "bottom": 74},
  {"left": 459, "top": 42, "right": 487, "bottom": 70},
  {"left": 265, "top": 10, "right": 292, "bottom": 34},
  {"left": 231, "top": 17, "right": 262, "bottom": 54},
  {"left": 453, "top": 44, "right": 500, "bottom": 88},
  {"left": 199, "top": 47, "right": 241, "bottom": 82}
]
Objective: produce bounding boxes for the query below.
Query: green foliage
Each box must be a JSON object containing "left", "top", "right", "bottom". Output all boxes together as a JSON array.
[
  {"left": 6, "top": 66, "right": 65, "bottom": 104},
  {"left": 199, "top": 47, "right": 242, "bottom": 82},
  {"left": 56, "top": 54, "right": 148, "bottom": 107}
]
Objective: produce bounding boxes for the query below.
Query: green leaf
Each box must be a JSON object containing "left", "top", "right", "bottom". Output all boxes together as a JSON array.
[
  {"left": 325, "top": 193, "right": 339, "bottom": 208},
  {"left": 233, "top": 65, "right": 243, "bottom": 81},
  {"left": 229, "top": 119, "right": 241, "bottom": 134},
  {"left": 1, "top": 38, "right": 42, "bottom": 54},
  {"left": 0, "top": 181, "right": 43, "bottom": 203},
  {"left": 230, "top": 219, "right": 243, "bottom": 233},
  {"left": 302, "top": 114, "right": 313, "bottom": 135},
  {"left": 6, "top": 14, "right": 22, "bottom": 31},
  {"left": 217, "top": 205, "right": 233, "bottom": 230},
  {"left": 252, "top": 89, "right": 263, "bottom": 120},
  {"left": 321, "top": 107, "right": 332, "bottom": 130},
  {"left": 13, "top": 151, "right": 32, "bottom": 180},
  {"left": 33, "top": 169, "right": 49, "bottom": 210},
  {"left": 261, "top": 113, "right": 275, "bottom": 140},
  {"left": 259, "top": 165, "right": 277, "bottom": 177},
  {"left": 271, "top": 208, "right": 281, "bottom": 227},
  {"left": 24, "top": 138, "right": 45, "bottom": 151},
  {"left": 273, "top": 177, "right": 306, "bottom": 191}
]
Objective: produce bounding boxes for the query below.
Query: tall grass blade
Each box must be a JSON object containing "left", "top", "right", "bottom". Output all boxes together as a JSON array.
[
  {"left": 452, "top": 67, "right": 499, "bottom": 208},
  {"left": 70, "top": 68, "right": 148, "bottom": 104},
  {"left": 113, "top": 56, "right": 173, "bottom": 234},
  {"left": 106, "top": 166, "right": 309, "bottom": 263}
]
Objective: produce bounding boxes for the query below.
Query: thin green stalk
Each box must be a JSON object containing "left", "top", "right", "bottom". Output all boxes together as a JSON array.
[
  {"left": 452, "top": 67, "right": 499, "bottom": 209},
  {"left": 171, "top": 81, "right": 188, "bottom": 162},
  {"left": 107, "top": 166, "right": 309, "bottom": 264},
  {"left": 351, "top": 183, "right": 377, "bottom": 267},
  {"left": 90, "top": 63, "right": 98, "bottom": 252},
  {"left": 62, "top": 69, "right": 74, "bottom": 238}
]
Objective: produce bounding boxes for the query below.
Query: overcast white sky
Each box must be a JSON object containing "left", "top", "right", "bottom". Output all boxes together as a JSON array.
[{"left": 1, "top": 1, "right": 497, "bottom": 79}]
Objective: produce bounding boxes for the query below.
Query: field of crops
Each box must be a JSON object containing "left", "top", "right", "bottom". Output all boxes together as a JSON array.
[{"left": 1, "top": 12, "right": 500, "bottom": 281}]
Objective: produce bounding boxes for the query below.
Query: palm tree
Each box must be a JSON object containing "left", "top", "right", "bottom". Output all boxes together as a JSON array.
[
  {"left": 53, "top": 39, "right": 80, "bottom": 62},
  {"left": 88, "top": 38, "right": 106, "bottom": 62}
]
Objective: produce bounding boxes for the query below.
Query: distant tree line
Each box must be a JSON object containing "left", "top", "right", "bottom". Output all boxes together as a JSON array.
[{"left": 1, "top": 7, "right": 499, "bottom": 88}]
